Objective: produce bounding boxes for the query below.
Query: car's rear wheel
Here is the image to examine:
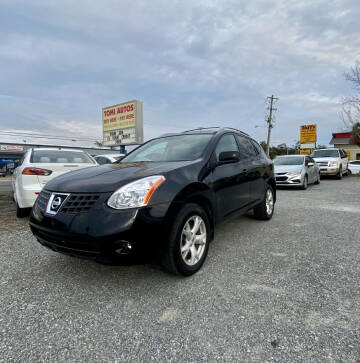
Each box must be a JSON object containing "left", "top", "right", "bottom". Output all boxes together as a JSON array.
[
  {"left": 161, "top": 203, "right": 210, "bottom": 276},
  {"left": 16, "top": 203, "right": 29, "bottom": 218},
  {"left": 253, "top": 186, "right": 275, "bottom": 221}
]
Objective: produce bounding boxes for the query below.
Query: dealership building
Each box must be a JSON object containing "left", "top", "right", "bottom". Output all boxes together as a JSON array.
[
  {"left": 0, "top": 142, "right": 122, "bottom": 172},
  {"left": 330, "top": 131, "right": 360, "bottom": 160}
]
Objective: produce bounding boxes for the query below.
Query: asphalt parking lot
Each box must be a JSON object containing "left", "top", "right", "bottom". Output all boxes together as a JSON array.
[{"left": 1, "top": 177, "right": 359, "bottom": 361}]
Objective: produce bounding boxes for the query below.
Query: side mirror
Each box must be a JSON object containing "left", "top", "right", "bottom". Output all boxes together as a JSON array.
[
  {"left": 308, "top": 162, "right": 314, "bottom": 167},
  {"left": 219, "top": 151, "right": 240, "bottom": 164}
]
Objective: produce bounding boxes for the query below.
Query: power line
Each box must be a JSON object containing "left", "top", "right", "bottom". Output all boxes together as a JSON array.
[{"left": 0, "top": 130, "right": 100, "bottom": 142}]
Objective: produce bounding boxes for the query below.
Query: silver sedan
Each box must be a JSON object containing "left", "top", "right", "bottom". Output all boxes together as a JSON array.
[{"left": 274, "top": 155, "right": 320, "bottom": 189}]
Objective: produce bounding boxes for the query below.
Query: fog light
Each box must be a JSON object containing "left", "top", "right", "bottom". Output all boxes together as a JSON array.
[{"left": 115, "top": 241, "right": 133, "bottom": 255}]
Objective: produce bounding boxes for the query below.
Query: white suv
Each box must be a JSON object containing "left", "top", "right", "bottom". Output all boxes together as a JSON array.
[
  {"left": 12, "top": 148, "right": 97, "bottom": 217},
  {"left": 311, "top": 148, "right": 348, "bottom": 179}
]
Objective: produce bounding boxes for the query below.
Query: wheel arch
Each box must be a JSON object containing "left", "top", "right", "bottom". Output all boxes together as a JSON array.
[
  {"left": 165, "top": 183, "right": 216, "bottom": 241},
  {"left": 268, "top": 178, "right": 276, "bottom": 202}
]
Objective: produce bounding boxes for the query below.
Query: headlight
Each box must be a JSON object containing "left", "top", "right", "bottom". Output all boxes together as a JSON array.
[
  {"left": 329, "top": 161, "right": 338, "bottom": 167},
  {"left": 107, "top": 175, "right": 165, "bottom": 209},
  {"left": 287, "top": 171, "right": 301, "bottom": 177}
]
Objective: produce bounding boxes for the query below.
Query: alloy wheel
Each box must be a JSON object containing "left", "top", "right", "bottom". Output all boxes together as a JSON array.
[
  {"left": 265, "top": 189, "right": 274, "bottom": 216},
  {"left": 180, "top": 215, "right": 207, "bottom": 266}
]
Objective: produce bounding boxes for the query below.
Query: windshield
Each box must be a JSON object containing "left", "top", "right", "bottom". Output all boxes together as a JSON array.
[
  {"left": 31, "top": 150, "right": 95, "bottom": 164},
  {"left": 120, "top": 134, "right": 213, "bottom": 162},
  {"left": 312, "top": 149, "right": 339, "bottom": 158},
  {"left": 274, "top": 156, "right": 304, "bottom": 165}
]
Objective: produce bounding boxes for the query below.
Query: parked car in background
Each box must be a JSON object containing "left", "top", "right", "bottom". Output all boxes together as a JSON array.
[
  {"left": 348, "top": 160, "right": 360, "bottom": 174},
  {"left": 274, "top": 155, "right": 320, "bottom": 189},
  {"left": 0, "top": 166, "right": 6, "bottom": 177},
  {"left": 30, "top": 127, "right": 276, "bottom": 276},
  {"left": 94, "top": 154, "right": 124, "bottom": 165},
  {"left": 311, "top": 148, "right": 348, "bottom": 179},
  {"left": 13, "top": 148, "right": 97, "bottom": 217}
]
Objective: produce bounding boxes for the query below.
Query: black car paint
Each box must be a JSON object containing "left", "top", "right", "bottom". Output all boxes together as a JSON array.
[{"left": 29, "top": 129, "right": 275, "bottom": 262}]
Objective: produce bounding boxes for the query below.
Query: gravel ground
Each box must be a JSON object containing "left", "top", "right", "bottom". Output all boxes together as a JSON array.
[
  {"left": 0, "top": 177, "right": 359, "bottom": 361},
  {"left": 0, "top": 177, "right": 12, "bottom": 195}
]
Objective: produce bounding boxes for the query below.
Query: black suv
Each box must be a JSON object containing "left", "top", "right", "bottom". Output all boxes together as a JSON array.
[{"left": 30, "top": 127, "right": 276, "bottom": 275}]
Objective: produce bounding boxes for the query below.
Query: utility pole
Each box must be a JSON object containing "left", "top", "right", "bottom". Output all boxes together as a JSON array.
[{"left": 265, "top": 95, "right": 278, "bottom": 157}]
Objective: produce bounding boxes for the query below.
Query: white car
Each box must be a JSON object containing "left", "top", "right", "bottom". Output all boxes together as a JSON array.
[
  {"left": 12, "top": 148, "right": 97, "bottom": 217},
  {"left": 94, "top": 154, "right": 124, "bottom": 165},
  {"left": 348, "top": 160, "right": 360, "bottom": 174},
  {"left": 311, "top": 148, "right": 348, "bottom": 179}
]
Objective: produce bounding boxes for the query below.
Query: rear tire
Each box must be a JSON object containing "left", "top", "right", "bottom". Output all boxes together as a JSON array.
[
  {"left": 161, "top": 203, "right": 210, "bottom": 276},
  {"left": 16, "top": 203, "right": 28, "bottom": 218},
  {"left": 253, "top": 185, "right": 275, "bottom": 221}
]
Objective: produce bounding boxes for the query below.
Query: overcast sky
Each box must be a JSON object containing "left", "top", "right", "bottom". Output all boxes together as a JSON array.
[{"left": 1, "top": 0, "right": 359, "bottom": 148}]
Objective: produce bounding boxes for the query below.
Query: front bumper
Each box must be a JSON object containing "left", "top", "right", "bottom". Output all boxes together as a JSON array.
[
  {"left": 275, "top": 174, "right": 302, "bottom": 186},
  {"left": 319, "top": 167, "right": 339, "bottom": 175},
  {"left": 29, "top": 191, "right": 171, "bottom": 262}
]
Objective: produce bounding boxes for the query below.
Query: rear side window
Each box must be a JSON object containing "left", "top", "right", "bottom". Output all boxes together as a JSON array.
[
  {"left": 31, "top": 150, "right": 94, "bottom": 164},
  {"left": 215, "top": 134, "right": 239, "bottom": 162},
  {"left": 236, "top": 135, "right": 257, "bottom": 158}
]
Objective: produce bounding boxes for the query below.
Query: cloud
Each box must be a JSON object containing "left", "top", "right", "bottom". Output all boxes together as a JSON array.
[{"left": 0, "top": 0, "right": 359, "bottom": 147}]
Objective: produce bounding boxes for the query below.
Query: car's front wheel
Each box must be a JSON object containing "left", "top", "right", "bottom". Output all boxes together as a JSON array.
[
  {"left": 337, "top": 166, "right": 343, "bottom": 179},
  {"left": 161, "top": 203, "right": 210, "bottom": 276},
  {"left": 301, "top": 175, "right": 308, "bottom": 190},
  {"left": 253, "top": 185, "right": 275, "bottom": 220}
]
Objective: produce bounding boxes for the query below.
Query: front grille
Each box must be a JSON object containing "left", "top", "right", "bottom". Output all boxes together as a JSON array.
[
  {"left": 276, "top": 176, "right": 288, "bottom": 182},
  {"left": 36, "top": 190, "right": 100, "bottom": 214},
  {"left": 36, "top": 190, "right": 51, "bottom": 212},
  {"left": 61, "top": 194, "right": 100, "bottom": 213},
  {"left": 317, "top": 162, "right": 329, "bottom": 167},
  {"left": 276, "top": 172, "right": 287, "bottom": 176}
]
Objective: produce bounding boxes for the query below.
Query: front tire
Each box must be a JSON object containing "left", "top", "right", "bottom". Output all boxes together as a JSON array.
[
  {"left": 253, "top": 186, "right": 275, "bottom": 221},
  {"left": 336, "top": 166, "right": 343, "bottom": 179},
  {"left": 301, "top": 175, "right": 308, "bottom": 190},
  {"left": 314, "top": 173, "right": 320, "bottom": 184},
  {"left": 161, "top": 203, "right": 210, "bottom": 276}
]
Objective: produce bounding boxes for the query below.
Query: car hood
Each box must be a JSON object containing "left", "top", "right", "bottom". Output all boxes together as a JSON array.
[
  {"left": 274, "top": 165, "right": 303, "bottom": 174},
  {"left": 44, "top": 160, "right": 200, "bottom": 193},
  {"left": 313, "top": 157, "right": 339, "bottom": 163}
]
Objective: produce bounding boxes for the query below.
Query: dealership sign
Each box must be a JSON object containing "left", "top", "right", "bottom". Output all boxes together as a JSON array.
[
  {"left": 0, "top": 145, "right": 24, "bottom": 151},
  {"left": 300, "top": 124, "right": 317, "bottom": 143},
  {"left": 102, "top": 100, "right": 143, "bottom": 146}
]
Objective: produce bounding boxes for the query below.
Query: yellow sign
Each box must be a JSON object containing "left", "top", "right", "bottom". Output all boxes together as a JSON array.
[
  {"left": 300, "top": 124, "right": 317, "bottom": 143},
  {"left": 102, "top": 100, "right": 143, "bottom": 146},
  {"left": 300, "top": 149, "right": 311, "bottom": 155},
  {"left": 346, "top": 151, "right": 350, "bottom": 160}
]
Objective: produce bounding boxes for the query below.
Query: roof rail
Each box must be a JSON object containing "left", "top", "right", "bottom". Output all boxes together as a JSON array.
[
  {"left": 181, "top": 126, "right": 249, "bottom": 136},
  {"left": 182, "top": 127, "right": 220, "bottom": 133}
]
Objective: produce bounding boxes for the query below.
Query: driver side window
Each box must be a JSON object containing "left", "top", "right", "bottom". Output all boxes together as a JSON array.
[{"left": 215, "top": 134, "right": 239, "bottom": 162}]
